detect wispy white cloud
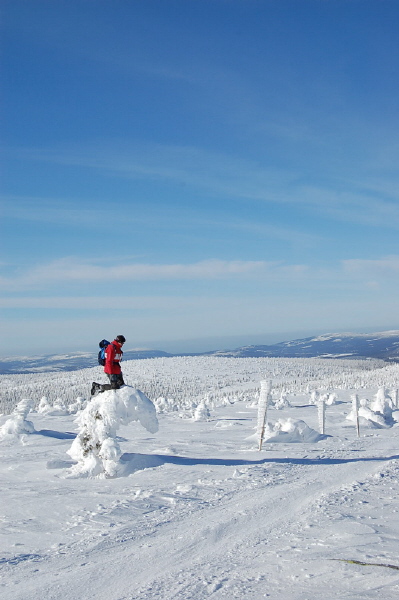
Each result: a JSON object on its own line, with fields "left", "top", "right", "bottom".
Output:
{"left": 3, "top": 254, "right": 399, "bottom": 296}
{"left": 12, "top": 140, "right": 399, "bottom": 230}
{"left": 298, "top": 186, "right": 399, "bottom": 228}
{"left": 0, "top": 295, "right": 221, "bottom": 310}
{"left": 1, "top": 193, "right": 322, "bottom": 247}
{"left": 0, "top": 257, "right": 276, "bottom": 291}
{"left": 30, "top": 257, "right": 268, "bottom": 281}
{"left": 14, "top": 141, "right": 292, "bottom": 201}
{"left": 0, "top": 195, "right": 121, "bottom": 228}
{"left": 343, "top": 255, "right": 399, "bottom": 274}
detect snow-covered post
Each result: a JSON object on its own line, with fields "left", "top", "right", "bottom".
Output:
{"left": 352, "top": 394, "right": 360, "bottom": 438}
{"left": 258, "top": 380, "right": 271, "bottom": 451}
{"left": 317, "top": 398, "right": 326, "bottom": 435}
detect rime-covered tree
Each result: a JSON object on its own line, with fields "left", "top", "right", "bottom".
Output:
{"left": 0, "top": 399, "right": 35, "bottom": 441}
{"left": 67, "top": 387, "right": 158, "bottom": 478}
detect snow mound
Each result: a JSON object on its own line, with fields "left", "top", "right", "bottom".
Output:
{"left": 263, "top": 418, "right": 326, "bottom": 443}
{"left": 273, "top": 392, "right": 291, "bottom": 410}
{"left": 346, "top": 388, "right": 396, "bottom": 428}
{"left": 0, "top": 398, "right": 35, "bottom": 442}
{"left": 66, "top": 386, "right": 158, "bottom": 478}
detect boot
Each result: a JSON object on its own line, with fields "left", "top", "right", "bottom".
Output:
{"left": 91, "top": 382, "right": 101, "bottom": 396}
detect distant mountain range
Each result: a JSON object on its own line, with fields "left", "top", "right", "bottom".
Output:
{"left": 1, "top": 330, "right": 399, "bottom": 374}
{"left": 0, "top": 349, "right": 174, "bottom": 375}
{"left": 210, "top": 330, "right": 399, "bottom": 361}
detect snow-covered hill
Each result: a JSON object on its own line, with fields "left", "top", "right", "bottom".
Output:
{"left": 212, "top": 330, "right": 399, "bottom": 360}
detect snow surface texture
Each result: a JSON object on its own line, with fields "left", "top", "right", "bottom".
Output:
{"left": 1, "top": 358, "right": 399, "bottom": 600}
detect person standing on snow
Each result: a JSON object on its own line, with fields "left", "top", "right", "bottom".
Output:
{"left": 104, "top": 334, "right": 126, "bottom": 389}
{"left": 91, "top": 335, "right": 126, "bottom": 396}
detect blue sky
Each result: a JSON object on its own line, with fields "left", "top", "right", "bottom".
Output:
{"left": 1, "top": 0, "right": 399, "bottom": 356}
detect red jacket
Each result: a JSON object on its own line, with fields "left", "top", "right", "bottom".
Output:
{"left": 104, "top": 340, "right": 123, "bottom": 375}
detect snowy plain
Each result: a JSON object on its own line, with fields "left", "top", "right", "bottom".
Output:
{"left": 1, "top": 356, "right": 399, "bottom": 600}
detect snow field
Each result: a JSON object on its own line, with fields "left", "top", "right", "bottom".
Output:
{"left": 1, "top": 356, "right": 399, "bottom": 599}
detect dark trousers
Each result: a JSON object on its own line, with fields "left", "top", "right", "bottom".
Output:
{"left": 91, "top": 373, "right": 125, "bottom": 396}
{"left": 106, "top": 373, "right": 125, "bottom": 389}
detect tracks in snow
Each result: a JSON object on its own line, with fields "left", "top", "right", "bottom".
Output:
{"left": 8, "top": 444, "right": 396, "bottom": 600}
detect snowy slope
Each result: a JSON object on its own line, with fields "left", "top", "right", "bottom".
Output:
{"left": 1, "top": 357, "right": 399, "bottom": 599}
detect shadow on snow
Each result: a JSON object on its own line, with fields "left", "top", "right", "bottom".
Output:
{"left": 35, "top": 429, "right": 76, "bottom": 440}
{"left": 119, "top": 451, "right": 399, "bottom": 476}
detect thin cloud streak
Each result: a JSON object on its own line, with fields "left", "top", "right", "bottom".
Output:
{"left": 0, "top": 296, "right": 210, "bottom": 310}
{"left": 13, "top": 141, "right": 399, "bottom": 230}
{"left": 343, "top": 255, "right": 399, "bottom": 273}
{"left": 1, "top": 194, "right": 322, "bottom": 247}
{"left": 3, "top": 255, "right": 399, "bottom": 296}
{"left": 0, "top": 258, "right": 274, "bottom": 291}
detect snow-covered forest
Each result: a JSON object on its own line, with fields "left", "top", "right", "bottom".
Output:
{"left": 1, "top": 356, "right": 399, "bottom": 600}
{"left": 0, "top": 355, "right": 391, "bottom": 415}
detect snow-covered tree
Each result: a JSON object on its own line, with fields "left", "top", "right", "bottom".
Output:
{"left": 274, "top": 391, "right": 291, "bottom": 410}
{"left": 325, "top": 392, "right": 338, "bottom": 406}
{"left": 309, "top": 390, "right": 319, "bottom": 405}
{"left": 371, "top": 387, "right": 394, "bottom": 420}
{"left": 51, "top": 398, "right": 68, "bottom": 416}
{"left": 37, "top": 396, "right": 52, "bottom": 414}
{"left": 193, "top": 399, "right": 211, "bottom": 421}
{"left": 68, "top": 397, "right": 86, "bottom": 414}
{"left": 347, "top": 391, "right": 395, "bottom": 429}
{"left": 67, "top": 386, "right": 159, "bottom": 478}
{"left": 0, "top": 398, "right": 35, "bottom": 441}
